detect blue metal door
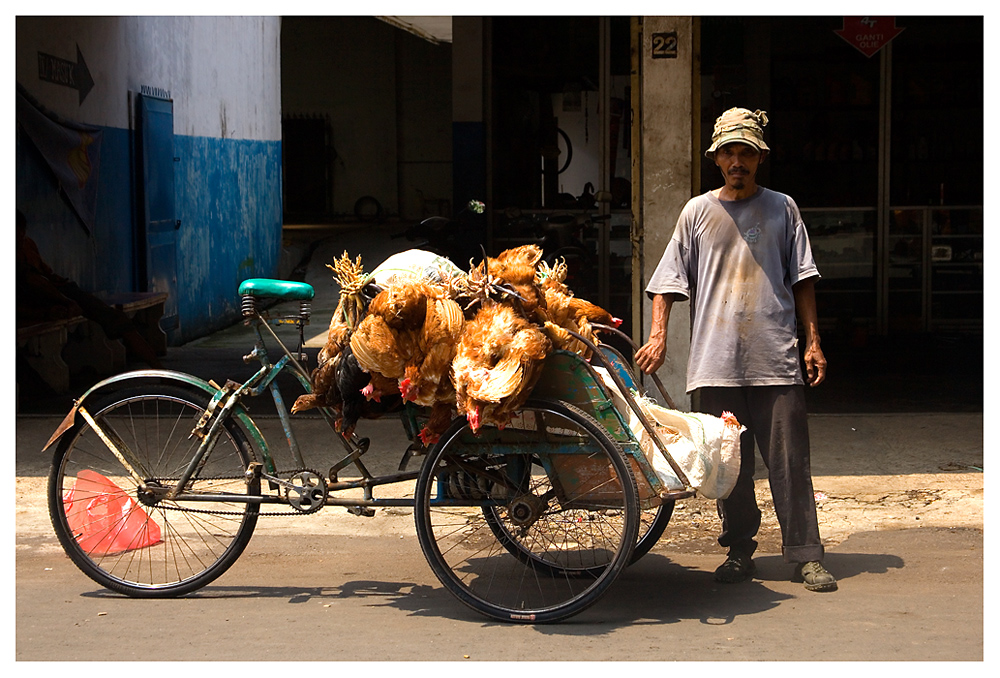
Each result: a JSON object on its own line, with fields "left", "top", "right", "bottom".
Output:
{"left": 137, "top": 94, "right": 179, "bottom": 340}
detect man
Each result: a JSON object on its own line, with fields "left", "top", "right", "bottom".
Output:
{"left": 635, "top": 108, "right": 836, "bottom": 592}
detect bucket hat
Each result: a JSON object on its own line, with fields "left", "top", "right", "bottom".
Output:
{"left": 705, "top": 108, "right": 770, "bottom": 158}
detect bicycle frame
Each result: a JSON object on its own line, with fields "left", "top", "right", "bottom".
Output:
{"left": 175, "top": 305, "right": 430, "bottom": 509}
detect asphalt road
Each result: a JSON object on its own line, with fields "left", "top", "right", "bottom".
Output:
{"left": 15, "top": 525, "right": 983, "bottom": 662}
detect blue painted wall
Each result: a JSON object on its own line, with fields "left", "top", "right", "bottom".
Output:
{"left": 173, "top": 134, "right": 283, "bottom": 339}
{"left": 16, "top": 124, "right": 283, "bottom": 344}
{"left": 17, "top": 126, "right": 135, "bottom": 295}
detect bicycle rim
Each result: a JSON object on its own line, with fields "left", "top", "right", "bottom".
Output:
{"left": 48, "top": 384, "right": 260, "bottom": 597}
{"left": 414, "top": 399, "right": 638, "bottom": 623}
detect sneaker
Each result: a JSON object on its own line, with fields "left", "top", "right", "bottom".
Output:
{"left": 794, "top": 561, "right": 838, "bottom": 592}
{"left": 714, "top": 552, "right": 756, "bottom": 583}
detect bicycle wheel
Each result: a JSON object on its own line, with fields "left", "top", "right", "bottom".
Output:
{"left": 48, "top": 383, "right": 260, "bottom": 597}
{"left": 414, "top": 399, "right": 639, "bottom": 623}
{"left": 632, "top": 501, "right": 675, "bottom": 562}
{"left": 487, "top": 484, "right": 674, "bottom": 570}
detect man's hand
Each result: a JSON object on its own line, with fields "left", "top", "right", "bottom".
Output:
{"left": 635, "top": 293, "right": 677, "bottom": 374}
{"left": 803, "top": 340, "right": 827, "bottom": 386}
{"left": 635, "top": 337, "right": 667, "bottom": 374}
{"left": 793, "top": 277, "right": 826, "bottom": 387}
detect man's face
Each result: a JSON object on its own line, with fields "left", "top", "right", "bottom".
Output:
{"left": 714, "top": 142, "right": 766, "bottom": 191}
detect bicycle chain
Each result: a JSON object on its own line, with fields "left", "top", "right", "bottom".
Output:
{"left": 151, "top": 468, "right": 329, "bottom": 518}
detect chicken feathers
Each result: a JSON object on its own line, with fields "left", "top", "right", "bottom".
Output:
{"left": 452, "top": 301, "right": 551, "bottom": 432}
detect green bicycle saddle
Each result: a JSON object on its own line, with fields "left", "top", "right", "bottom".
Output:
{"left": 238, "top": 278, "right": 315, "bottom": 301}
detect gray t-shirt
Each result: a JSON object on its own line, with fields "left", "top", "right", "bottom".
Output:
{"left": 646, "top": 187, "right": 819, "bottom": 392}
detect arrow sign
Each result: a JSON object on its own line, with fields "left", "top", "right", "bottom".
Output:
{"left": 835, "top": 17, "right": 904, "bottom": 58}
{"left": 37, "top": 44, "right": 95, "bottom": 104}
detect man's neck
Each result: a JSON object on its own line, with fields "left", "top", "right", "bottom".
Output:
{"left": 712, "top": 183, "right": 759, "bottom": 201}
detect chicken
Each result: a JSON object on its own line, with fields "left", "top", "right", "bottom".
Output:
{"left": 418, "top": 401, "right": 457, "bottom": 447}
{"left": 292, "top": 252, "right": 368, "bottom": 417}
{"left": 360, "top": 370, "right": 400, "bottom": 404}
{"left": 452, "top": 300, "right": 551, "bottom": 433}
{"left": 334, "top": 344, "right": 403, "bottom": 435}
{"left": 399, "top": 297, "right": 464, "bottom": 404}
{"left": 397, "top": 297, "right": 465, "bottom": 445}
{"left": 536, "top": 259, "right": 621, "bottom": 357}
{"left": 470, "top": 244, "right": 546, "bottom": 318}
{"left": 366, "top": 279, "right": 437, "bottom": 330}
{"left": 349, "top": 279, "right": 467, "bottom": 445}
{"left": 350, "top": 312, "right": 410, "bottom": 381}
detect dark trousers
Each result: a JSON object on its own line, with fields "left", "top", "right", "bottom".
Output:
{"left": 697, "top": 385, "right": 824, "bottom": 563}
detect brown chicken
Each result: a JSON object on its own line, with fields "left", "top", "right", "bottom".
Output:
{"left": 471, "top": 244, "right": 547, "bottom": 318}
{"left": 350, "top": 279, "right": 467, "bottom": 445}
{"left": 536, "top": 259, "right": 622, "bottom": 357}
{"left": 400, "top": 297, "right": 465, "bottom": 445}
{"left": 452, "top": 300, "right": 551, "bottom": 433}
{"left": 399, "top": 297, "right": 464, "bottom": 404}
{"left": 350, "top": 312, "right": 412, "bottom": 381}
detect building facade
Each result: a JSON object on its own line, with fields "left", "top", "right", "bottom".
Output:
{"left": 15, "top": 16, "right": 983, "bottom": 409}
{"left": 16, "top": 16, "right": 283, "bottom": 344}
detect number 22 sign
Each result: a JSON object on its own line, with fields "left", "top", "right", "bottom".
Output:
{"left": 651, "top": 32, "right": 678, "bottom": 59}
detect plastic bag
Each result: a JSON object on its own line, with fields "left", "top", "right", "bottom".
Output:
{"left": 594, "top": 368, "right": 744, "bottom": 499}
{"left": 368, "top": 249, "right": 466, "bottom": 288}
{"left": 62, "top": 469, "right": 162, "bottom": 555}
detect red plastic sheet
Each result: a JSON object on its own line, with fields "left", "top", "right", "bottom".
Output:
{"left": 63, "top": 469, "right": 162, "bottom": 555}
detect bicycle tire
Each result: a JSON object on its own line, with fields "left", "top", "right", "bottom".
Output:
{"left": 632, "top": 500, "right": 675, "bottom": 563}
{"left": 413, "top": 399, "right": 639, "bottom": 623}
{"left": 48, "top": 383, "right": 260, "bottom": 597}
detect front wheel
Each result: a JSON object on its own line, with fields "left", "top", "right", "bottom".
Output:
{"left": 414, "top": 399, "right": 639, "bottom": 623}
{"left": 48, "top": 383, "right": 260, "bottom": 597}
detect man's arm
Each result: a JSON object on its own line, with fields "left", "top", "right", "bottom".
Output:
{"left": 635, "top": 292, "right": 680, "bottom": 374}
{"left": 793, "top": 276, "right": 826, "bottom": 386}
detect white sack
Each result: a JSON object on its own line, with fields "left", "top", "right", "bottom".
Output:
{"left": 594, "top": 367, "right": 744, "bottom": 499}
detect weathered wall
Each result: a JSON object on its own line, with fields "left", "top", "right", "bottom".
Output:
{"left": 15, "top": 16, "right": 283, "bottom": 343}
{"left": 638, "top": 16, "right": 696, "bottom": 409}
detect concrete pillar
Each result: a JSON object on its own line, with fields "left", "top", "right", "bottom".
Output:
{"left": 636, "top": 16, "right": 696, "bottom": 410}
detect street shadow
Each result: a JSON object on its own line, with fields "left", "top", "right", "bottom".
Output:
{"left": 534, "top": 555, "right": 794, "bottom": 632}
{"left": 752, "top": 552, "right": 904, "bottom": 582}
{"left": 80, "top": 558, "right": 790, "bottom": 630}
{"left": 77, "top": 550, "right": 907, "bottom": 630}
{"left": 79, "top": 577, "right": 483, "bottom": 620}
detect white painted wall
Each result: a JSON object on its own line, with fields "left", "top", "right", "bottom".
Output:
{"left": 15, "top": 16, "right": 281, "bottom": 141}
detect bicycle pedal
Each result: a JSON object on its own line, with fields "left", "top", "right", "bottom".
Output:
{"left": 347, "top": 506, "right": 376, "bottom": 517}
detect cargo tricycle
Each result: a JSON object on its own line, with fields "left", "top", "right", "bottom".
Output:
{"left": 46, "top": 277, "right": 695, "bottom": 623}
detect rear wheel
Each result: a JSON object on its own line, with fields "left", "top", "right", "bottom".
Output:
{"left": 633, "top": 501, "right": 675, "bottom": 562}
{"left": 414, "top": 399, "right": 639, "bottom": 623}
{"left": 488, "top": 489, "right": 674, "bottom": 570}
{"left": 48, "top": 383, "right": 260, "bottom": 597}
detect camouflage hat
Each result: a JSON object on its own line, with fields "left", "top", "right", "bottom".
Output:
{"left": 705, "top": 107, "right": 770, "bottom": 158}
